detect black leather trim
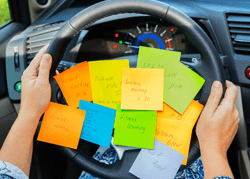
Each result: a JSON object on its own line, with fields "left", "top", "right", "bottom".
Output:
{"left": 46, "top": 22, "right": 77, "bottom": 76}
{"left": 69, "top": 0, "right": 170, "bottom": 32}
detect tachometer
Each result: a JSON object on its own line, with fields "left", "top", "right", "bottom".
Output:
{"left": 122, "top": 22, "right": 175, "bottom": 55}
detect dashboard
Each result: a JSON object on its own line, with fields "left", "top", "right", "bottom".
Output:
{"left": 76, "top": 17, "right": 199, "bottom": 62}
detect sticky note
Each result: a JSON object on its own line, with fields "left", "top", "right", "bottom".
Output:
{"left": 37, "top": 102, "right": 86, "bottom": 149}
{"left": 89, "top": 60, "right": 129, "bottom": 109}
{"left": 138, "top": 46, "right": 181, "bottom": 66}
{"left": 54, "top": 62, "right": 92, "bottom": 108}
{"left": 155, "top": 101, "right": 203, "bottom": 165}
{"left": 121, "top": 68, "right": 164, "bottom": 111}
{"left": 137, "top": 46, "right": 205, "bottom": 114}
{"left": 129, "top": 139, "right": 185, "bottom": 179}
{"left": 113, "top": 104, "right": 157, "bottom": 149}
{"left": 155, "top": 118, "right": 194, "bottom": 165}
{"left": 79, "top": 100, "right": 116, "bottom": 148}
{"left": 157, "top": 100, "right": 204, "bottom": 124}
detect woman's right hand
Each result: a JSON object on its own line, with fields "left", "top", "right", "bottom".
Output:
{"left": 196, "top": 80, "right": 239, "bottom": 157}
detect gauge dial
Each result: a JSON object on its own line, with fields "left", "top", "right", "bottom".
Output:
{"left": 123, "top": 22, "right": 175, "bottom": 55}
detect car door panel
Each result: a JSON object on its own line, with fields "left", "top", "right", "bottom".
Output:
{"left": 0, "top": 22, "right": 28, "bottom": 148}
{"left": 0, "top": 22, "right": 27, "bottom": 98}
{"left": 0, "top": 96, "right": 16, "bottom": 149}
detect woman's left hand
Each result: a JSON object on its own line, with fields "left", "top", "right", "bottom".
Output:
{"left": 20, "top": 45, "right": 52, "bottom": 118}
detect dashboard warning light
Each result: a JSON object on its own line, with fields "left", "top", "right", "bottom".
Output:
{"left": 171, "top": 28, "right": 174, "bottom": 32}
{"left": 113, "top": 44, "right": 118, "bottom": 48}
{"left": 115, "top": 33, "right": 119, "bottom": 38}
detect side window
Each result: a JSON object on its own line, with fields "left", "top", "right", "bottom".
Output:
{"left": 0, "top": 0, "right": 11, "bottom": 26}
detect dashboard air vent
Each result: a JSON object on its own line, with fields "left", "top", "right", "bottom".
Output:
{"left": 26, "top": 21, "right": 65, "bottom": 61}
{"left": 227, "top": 14, "right": 250, "bottom": 54}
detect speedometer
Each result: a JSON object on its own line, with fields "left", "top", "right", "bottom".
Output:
{"left": 123, "top": 22, "right": 175, "bottom": 55}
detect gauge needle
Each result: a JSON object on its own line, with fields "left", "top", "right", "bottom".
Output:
{"left": 127, "top": 45, "right": 140, "bottom": 48}
{"left": 165, "top": 38, "right": 173, "bottom": 43}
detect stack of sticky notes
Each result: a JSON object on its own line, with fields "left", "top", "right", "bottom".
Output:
{"left": 37, "top": 46, "right": 205, "bottom": 178}
{"left": 156, "top": 100, "right": 204, "bottom": 165}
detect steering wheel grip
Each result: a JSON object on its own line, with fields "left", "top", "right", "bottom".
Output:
{"left": 47, "top": 0, "right": 226, "bottom": 178}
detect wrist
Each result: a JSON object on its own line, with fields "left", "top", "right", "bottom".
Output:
{"left": 18, "top": 109, "right": 42, "bottom": 122}
{"left": 200, "top": 144, "right": 227, "bottom": 160}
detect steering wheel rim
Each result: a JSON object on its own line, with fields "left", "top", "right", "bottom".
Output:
{"left": 47, "top": 0, "right": 226, "bottom": 178}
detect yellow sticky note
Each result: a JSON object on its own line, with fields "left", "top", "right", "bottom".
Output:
{"left": 54, "top": 62, "right": 92, "bottom": 108}
{"left": 157, "top": 100, "right": 204, "bottom": 124}
{"left": 37, "top": 102, "right": 86, "bottom": 149}
{"left": 155, "top": 118, "right": 193, "bottom": 165}
{"left": 121, "top": 68, "right": 164, "bottom": 111}
{"left": 89, "top": 60, "right": 129, "bottom": 109}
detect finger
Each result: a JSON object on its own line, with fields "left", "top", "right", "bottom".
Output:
{"left": 28, "top": 44, "right": 49, "bottom": 69}
{"left": 37, "top": 54, "right": 52, "bottom": 83}
{"left": 204, "top": 81, "right": 223, "bottom": 113}
{"left": 56, "top": 70, "right": 59, "bottom": 75}
{"left": 221, "top": 81, "right": 238, "bottom": 105}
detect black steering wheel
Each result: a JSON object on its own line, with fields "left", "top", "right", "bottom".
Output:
{"left": 46, "top": 0, "right": 226, "bottom": 178}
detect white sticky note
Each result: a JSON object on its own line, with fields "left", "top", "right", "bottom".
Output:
{"left": 129, "top": 139, "right": 185, "bottom": 179}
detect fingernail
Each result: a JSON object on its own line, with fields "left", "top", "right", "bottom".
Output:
{"left": 226, "top": 80, "right": 233, "bottom": 86}
{"left": 213, "top": 81, "right": 221, "bottom": 90}
{"left": 42, "top": 54, "right": 51, "bottom": 62}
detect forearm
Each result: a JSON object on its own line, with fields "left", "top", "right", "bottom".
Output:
{"left": 0, "top": 111, "right": 40, "bottom": 176}
{"left": 200, "top": 146, "right": 234, "bottom": 179}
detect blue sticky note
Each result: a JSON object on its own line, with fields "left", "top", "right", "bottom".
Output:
{"left": 79, "top": 100, "right": 116, "bottom": 148}
{"left": 129, "top": 139, "right": 185, "bottom": 179}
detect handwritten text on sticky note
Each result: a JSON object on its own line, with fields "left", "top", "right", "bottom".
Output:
{"left": 121, "top": 68, "right": 164, "bottom": 110}
{"left": 137, "top": 46, "right": 205, "bottom": 114}
{"left": 79, "top": 100, "right": 116, "bottom": 148}
{"left": 155, "top": 118, "right": 194, "bottom": 165}
{"left": 89, "top": 60, "right": 129, "bottom": 109}
{"left": 157, "top": 100, "right": 204, "bottom": 124}
{"left": 113, "top": 104, "right": 157, "bottom": 149}
{"left": 129, "top": 139, "right": 185, "bottom": 179}
{"left": 37, "top": 102, "right": 86, "bottom": 149}
{"left": 54, "top": 62, "right": 92, "bottom": 108}
{"left": 156, "top": 101, "right": 203, "bottom": 165}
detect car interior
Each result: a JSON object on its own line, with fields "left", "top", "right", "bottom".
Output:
{"left": 1, "top": 0, "right": 250, "bottom": 178}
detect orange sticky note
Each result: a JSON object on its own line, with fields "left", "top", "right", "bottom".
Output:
{"left": 54, "top": 62, "right": 92, "bottom": 108}
{"left": 121, "top": 68, "right": 164, "bottom": 111}
{"left": 37, "top": 102, "right": 86, "bottom": 149}
{"left": 155, "top": 101, "right": 203, "bottom": 165}
{"left": 155, "top": 119, "right": 193, "bottom": 165}
{"left": 157, "top": 100, "right": 204, "bottom": 124}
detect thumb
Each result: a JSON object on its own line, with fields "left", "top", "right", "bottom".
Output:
{"left": 203, "top": 81, "right": 223, "bottom": 114}
{"left": 38, "top": 54, "right": 52, "bottom": 82}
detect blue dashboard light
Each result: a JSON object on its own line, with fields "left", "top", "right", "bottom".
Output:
{"left": 134, "top": 33, "right": 164, "bottom": 53}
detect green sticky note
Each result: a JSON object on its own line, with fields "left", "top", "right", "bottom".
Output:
{"left": 113, "top": 104, "right": 157, "bottom": 149}
{"left": 137, "top": 46, "right": 181, "bottom": 69}
{"left": 137, "top": 46, "right": 205, "bottom": 114}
